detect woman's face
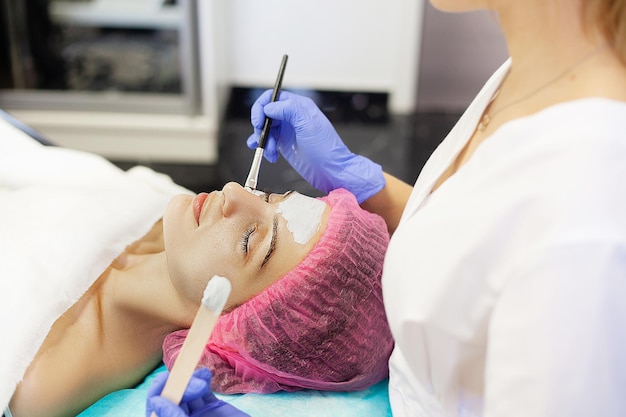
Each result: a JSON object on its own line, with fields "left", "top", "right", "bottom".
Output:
{"left": 163, "top": 182, "right": 330, "bottom": 311}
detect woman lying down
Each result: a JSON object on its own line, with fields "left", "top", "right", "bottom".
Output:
{"left": 1, "top": 131, "right": 392, "bottom": 417}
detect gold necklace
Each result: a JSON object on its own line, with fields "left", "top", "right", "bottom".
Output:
{"left": 477, "top": 45, "right": 608, "bottom": 131}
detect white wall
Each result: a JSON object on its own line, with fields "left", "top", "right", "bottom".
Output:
{"left": 220, "top": 0, "right": 424, "bottom": 114}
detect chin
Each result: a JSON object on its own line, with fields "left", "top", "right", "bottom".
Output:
{"left": 165, "top": 194, "right": 193, "bottom": 215}
{"left": 163, "top": 194, "right": 192, "bottom": 228}
{"left": 162, "top": 195, "right": 193, "bottom": 257}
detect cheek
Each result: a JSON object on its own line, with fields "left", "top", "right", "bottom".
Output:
{"left": 225, "top": 281, "right": 261, "bottom": 311}
{"left": 164, "top": 224, "right": 239, "bottom": 303}
{"left": 162, "top": 209, "right": 268, "bottom": 309}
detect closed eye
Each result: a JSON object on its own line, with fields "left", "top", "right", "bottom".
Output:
{"left": 249, "top": 188, "right": 293, "bottom": 203}
{"left": 267, "top": 190, "right": 294, "bottom": 204}
{"left": 240, "top": 225, "right": 256, "bottom": 254}
{"left": 246, "top": 188, "right": 271, "bottom": 202}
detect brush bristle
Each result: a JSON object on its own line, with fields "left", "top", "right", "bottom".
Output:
{"left": 202, "top": 275, "right": 232, "bottom": 312}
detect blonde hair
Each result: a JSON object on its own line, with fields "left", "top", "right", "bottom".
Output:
{"left": 584, "top": 0, "right": 626, "bottom": 63}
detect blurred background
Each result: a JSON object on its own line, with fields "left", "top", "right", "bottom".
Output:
{"left": 0, "top": 0, "right": 508, "bottom": 194}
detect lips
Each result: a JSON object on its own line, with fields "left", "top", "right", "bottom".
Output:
{"left": 192, "top": 193, "right": 209, "bottom": 225}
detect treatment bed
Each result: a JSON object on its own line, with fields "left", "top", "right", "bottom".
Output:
{"left": 0, "top": 109, "right": 392, "bottom": 417}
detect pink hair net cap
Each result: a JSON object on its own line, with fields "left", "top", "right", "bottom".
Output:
{"left": 163, "top": 188, "right": 393, "bottom": 394}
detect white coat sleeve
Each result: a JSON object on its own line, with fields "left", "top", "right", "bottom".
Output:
{"left": 484, "top": 241, "right": 626, "bottom": 417}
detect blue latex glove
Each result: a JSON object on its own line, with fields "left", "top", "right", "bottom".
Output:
{"left": 146, "top": 368, "right": 250, "bottom": 417}
{"left": 247, "top": 90, "right": 385, "bottom": 203}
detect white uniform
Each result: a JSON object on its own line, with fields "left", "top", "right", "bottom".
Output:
{"left": 384, "top": 59, "right": 626, "bottom": 417}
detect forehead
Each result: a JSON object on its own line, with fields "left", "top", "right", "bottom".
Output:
{"left": 246, "top": 191, "right": 330, "bottom": 296}
{"left": 276, "top": 192, "right": 327, "bottom": 245}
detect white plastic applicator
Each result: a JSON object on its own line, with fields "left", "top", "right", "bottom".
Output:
{"left": 151, "top": 275, "right": 232, "bottom": 415}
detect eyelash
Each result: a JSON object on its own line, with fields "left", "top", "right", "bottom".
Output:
{"left": 240, "top": 189, "right": 275, "bottom": 254}
{"left": 240, "top": 225, "right": 256, "bottom": 254}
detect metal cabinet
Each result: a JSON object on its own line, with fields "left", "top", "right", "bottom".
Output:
{"left": 0, "top": 0, "right": 225, "bottom": 164}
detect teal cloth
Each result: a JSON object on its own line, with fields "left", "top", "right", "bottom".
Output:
{"left": 79, "top": 365, "right": 392, "bottom": 417}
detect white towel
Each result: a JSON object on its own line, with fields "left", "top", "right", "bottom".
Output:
{"left": 0, "top": 120, "right": 192, "bottom": 411}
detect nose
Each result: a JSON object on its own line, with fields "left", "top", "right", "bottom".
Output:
{"left": 221, "top": 182, "right": 268, "bottom": 218}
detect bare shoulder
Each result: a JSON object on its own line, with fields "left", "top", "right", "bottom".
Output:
{"left": 9, "top": 283, "right": 104, "bottom": 417}
{"left": 10, "top": 269, "right": 162, "bottom": 417}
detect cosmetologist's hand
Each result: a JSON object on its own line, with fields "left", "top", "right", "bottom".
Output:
{"left": 146, "top": 368, "right": 250, "bottom": 417}
{"left": 247, "top": 90, "right": 385, "bottom": 203}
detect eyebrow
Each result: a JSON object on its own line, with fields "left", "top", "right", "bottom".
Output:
{"left": 261, "top": 215, "right": 278, "bottom": 269}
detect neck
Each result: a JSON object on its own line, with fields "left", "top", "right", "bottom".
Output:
{"left": 496, "top": 1, "right": 602, "bottom": 85}
{"left": 102, "top": 251, "right": 198, "bottom": 341}
{"left": 476, "top": 1, "right": 626, "bottom": 136}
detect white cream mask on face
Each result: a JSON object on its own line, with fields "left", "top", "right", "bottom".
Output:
{"left": 276, "top": 193, "right": 326, "bottom": 245}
